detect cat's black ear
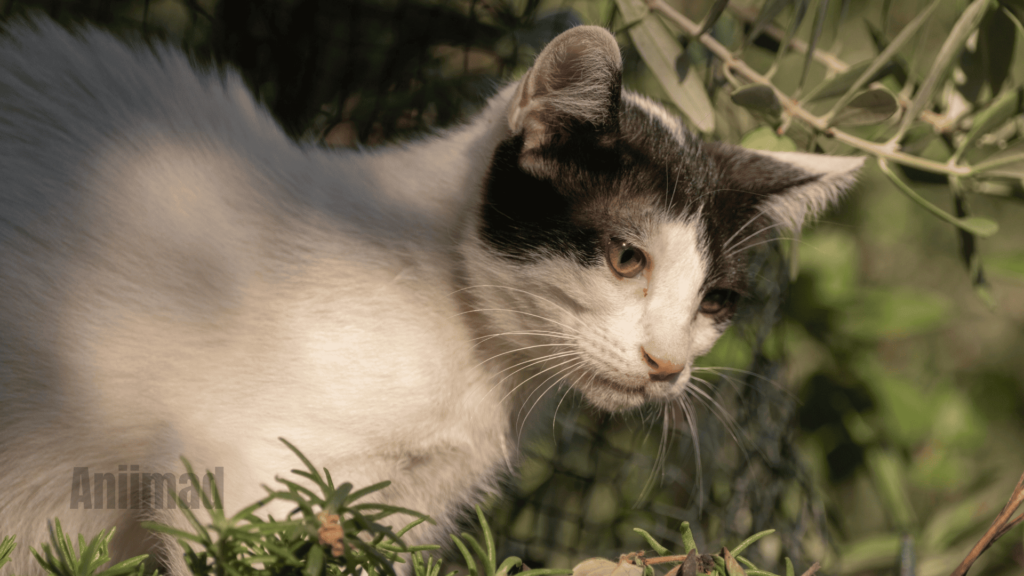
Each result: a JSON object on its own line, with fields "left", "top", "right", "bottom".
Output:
{"left": 507, "top": 26, "right": 622, "bottom": 161}
{"left": 707, "top": 144, "right": 865, "bottom": 231}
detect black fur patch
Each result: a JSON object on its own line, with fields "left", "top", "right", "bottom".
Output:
{"left": 478, "top": 94, "right": 820, "bottom": 293}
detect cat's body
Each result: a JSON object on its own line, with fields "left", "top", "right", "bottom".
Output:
{"left": 0, "top": 19, "right": 861, "bottom": 575}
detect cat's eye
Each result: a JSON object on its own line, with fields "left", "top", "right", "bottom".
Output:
{"left": 606, "top": 240, "right": 647, "bottom": 278}
{"left": 699, "top": 289, "right": 737, "bottom": 315}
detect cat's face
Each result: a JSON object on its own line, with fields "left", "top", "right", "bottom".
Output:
{"left": 462, "top": 27, "right": 862, "bottom": 412}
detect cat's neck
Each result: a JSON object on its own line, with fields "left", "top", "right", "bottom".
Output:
{"left": 338, "top": 86, "right": 515, "bottom": 243}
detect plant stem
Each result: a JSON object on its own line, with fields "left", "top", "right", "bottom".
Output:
{"left": 727, "top": 3, "right": 848, "bottom": 73}
{"left": 647, "top": 0, "right": 971, "bottom": 177}
{"left": 949, "top": 471, "right": 1024, "bottom": 576}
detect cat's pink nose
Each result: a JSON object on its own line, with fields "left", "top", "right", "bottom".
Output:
{"left": 641, "top": 347, "right": 685, "bottom": 381}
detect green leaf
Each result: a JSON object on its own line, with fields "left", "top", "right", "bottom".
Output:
{"left": 475, "top": 507, "right": 496, "bottom": 569}
{"left": 826, "top": 0, "right": 941, "bottom": 123}
{"left": 450, "top": 536, "right": 477, "bottom": 576}
{"left": 679, "top": 522, "right": 698, "bottom": 555}
{"left": 621, "top": 8, "right": 715, "bottom": 133}
{"left": 615, "top": 0, "right": 648, "bottom": 26}
{"left": 953, "top": 88, "right": 1022, "bottom": 161}
{"left": 971, "top": 139, "right": 1024, "bottom": 178}
{"left": 632, "top": 529, "right": 671, "bottom": 556}
{"left": 808, "top": 59, "right": 898, "bottom": 102}
{"left": 959, "top": 7, "right": 1017, "bottom": 101}
{"left": 890, "top": 0, "right": 991, "bottom": 143}
{"left": 742, "top": 0, "right": 793, "bottom": 50}
{"left": 877, "top": 159, "right": 999, "bottom": 236}
{"left": 730, "top": 530, "right": 775, "bottom": 557}
{"left": 496, "top": 558, "right": 524, "bottom": 576}
{"left": 306, "top": 544, "right": 326, "bottom": 576}
{"left": 740, "top": 126, "right": 798, "bottom": 152}
{"left": 0, "top": 536, "right": 15, "bottom": 572}
{"left": 698, "top": 0, "right": 731, "bottom": 36}
{"left": 831, "top": 87, "right": 899, "bottom": 126}
{"left": 799, "top": 0, "right": 830, "bottom": 91}
{"left": 731, "top": 85, "right": 782, "bottom": 117}
{"left": 784, "top": 558, "right": 794, "bottom": 576}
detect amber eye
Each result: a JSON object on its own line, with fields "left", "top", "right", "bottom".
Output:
{"left": 699, "top": 289, "right": 737, "bottom": 315}
{"left": 607, "top": 240, "right": 647, "bottom": 278}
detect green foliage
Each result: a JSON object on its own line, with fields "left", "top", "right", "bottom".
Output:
{"left": 140, "top": 439, "right": 437, "bottom": 576}
{"left": 28, "top": 521, "right": 151, "bottom": 576}
{"left": 2, "top": 0, "right": 1024, "bottom": 574}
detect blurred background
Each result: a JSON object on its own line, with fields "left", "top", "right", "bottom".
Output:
{"left": 2, "top": 0, "right": 1022, "bottom": 574}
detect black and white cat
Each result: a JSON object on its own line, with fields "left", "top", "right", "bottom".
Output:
{"left": 0, "top": 19, "right": 861, "bottom": 575}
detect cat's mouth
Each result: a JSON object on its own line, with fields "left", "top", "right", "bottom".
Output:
{"left": 575, "top": 368, "right": 689, "bottom": 411}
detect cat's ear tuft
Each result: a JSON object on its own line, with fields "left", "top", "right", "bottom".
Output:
{"left": 508, "top": 26, "right": 622, "bottom": 156}
{"left": 709, "top": 145, "right": 864, "bottom": 231}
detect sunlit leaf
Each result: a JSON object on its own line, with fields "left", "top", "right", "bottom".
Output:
{"left": 740, "top": 126, "right": 798, "bottom": 151}
{"left": 831, "top": 87, "right": 899, "bottom": 126}
{"left": 731, "top": 84, "right": 782, "bottom": 116}
{"left": 620, "top": 7, "right": 715, "bottom": 132}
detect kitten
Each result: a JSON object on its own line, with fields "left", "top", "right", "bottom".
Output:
{"left": 0, "top": 19, "right": 861, "bottom": 575}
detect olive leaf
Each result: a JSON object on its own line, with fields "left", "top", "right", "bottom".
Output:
{"left": 731, "top": 84, "right": 782, "bottom": 117}
{"left": 697, "top": 0, "right": 731, "bottom": 36}
{"left": 952, "top": 88, "right": 1023, "bottom": 161}
{"left": 740, "top": 126, "right": 798, "bottom": 152}
{"left": 831, "top": 88, "right": 899, "bottom": 127}
{"left": 617, "top": 0, "right": 715, "bottom": 132}
{"left": 808, "top": 59, "right": 898, "bottom": 102}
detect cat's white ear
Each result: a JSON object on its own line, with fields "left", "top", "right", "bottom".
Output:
{"left": 508, "top": 26, "right": 622, "bottom": 155}
{"left": 708, "top": 144, "right": 864, "bottom": 231}
{"left": 754, "top": 151, "right": 864, "bottom": 230}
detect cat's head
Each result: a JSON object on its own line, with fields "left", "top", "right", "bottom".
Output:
{"left": 461, "top": 26, "right": 862, "bottom": 412}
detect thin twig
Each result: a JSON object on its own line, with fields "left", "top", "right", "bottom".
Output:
{"left": 643, "top": 554, "right": 689, "bottom": 565}
{"left": 949, "top": 471, "right": 1024, "bottom": 576}
{"left": 647, "top": 0, "right": 971, "bottom": 176}
{"left": 728, "top": 1, "right": 947, "bottom": 129}
{"left": 727, "top": 4, "right": 849, "bottom": 73}
{"left": 799, "top": 561, "right": 821, "bottom": 576}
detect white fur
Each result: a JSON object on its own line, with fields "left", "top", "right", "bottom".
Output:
{"left": 0, "top": 19, "right": 515, "bottom": 575}
{"left": 0, "top": 20, "right": 858, "bottom": 575}
{"left": 754, "top": 151, "right": 865, "bottom": 230}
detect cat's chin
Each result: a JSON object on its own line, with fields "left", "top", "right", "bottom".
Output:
{"left": 575, "top": 370, "right": 689, "bottom": 412}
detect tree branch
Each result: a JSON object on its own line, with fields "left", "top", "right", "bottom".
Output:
{"left": 646, "top": 0, "right": 970, "bottom": 176}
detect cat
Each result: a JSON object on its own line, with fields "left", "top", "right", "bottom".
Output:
{"left": 0, "top": 18, "right": 862, "bottom": 576}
